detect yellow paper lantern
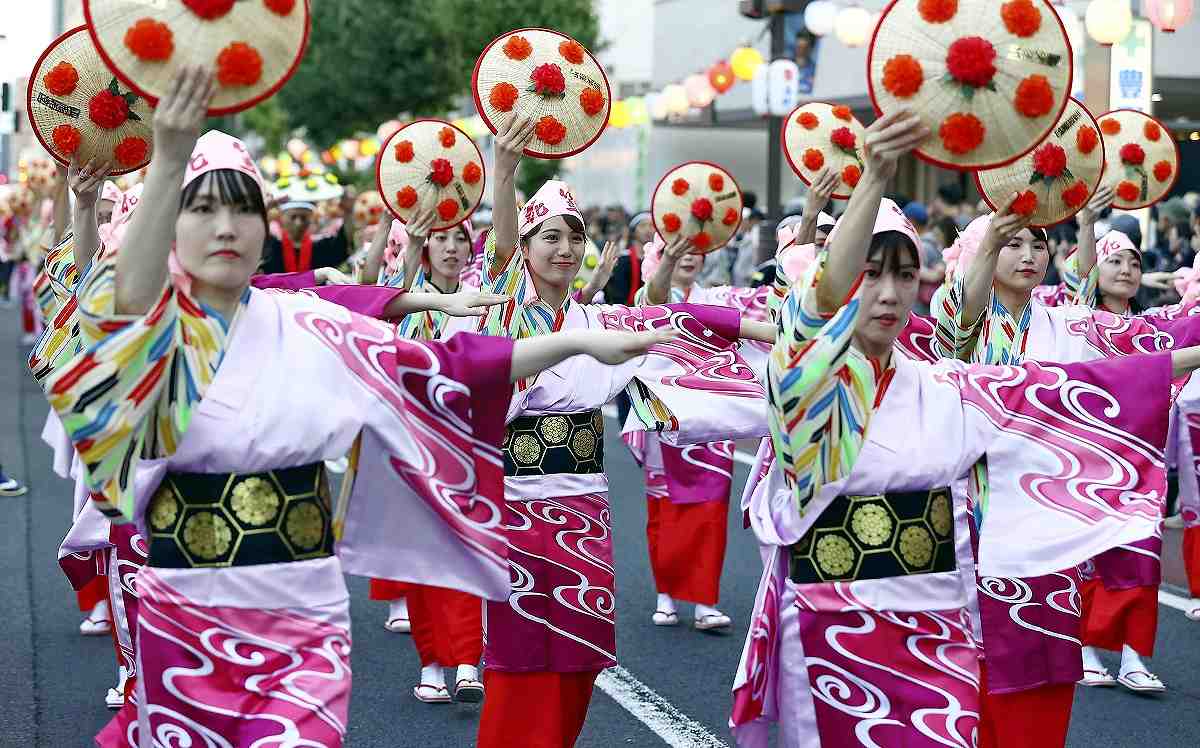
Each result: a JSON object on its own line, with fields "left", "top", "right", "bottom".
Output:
{"left": 730, "top": 46, "right": 765, "bottom": 81}
{"left": 663, "top": 83, "right": 689, "bottom": 115}
{"left": 609, "top": 99, "right": 632, "bottom": 128}
{"left": 835, "top": 6, "right": 873, "bottom": 47}
{"left": 360, "top": 137, "right": 380, "bottom": 157}
{"left": 1086, "top": 0, "right": 1133, "bottom": 45}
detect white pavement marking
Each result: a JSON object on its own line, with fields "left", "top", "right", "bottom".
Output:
{"left": 595, "top": 665, "right": 730, "bottom": 748}
{"left": 1159, "top": 587, "right": 1199, "bottom": 615}
{"left": 601, "top": 406, "right": 758, "bottom": 467}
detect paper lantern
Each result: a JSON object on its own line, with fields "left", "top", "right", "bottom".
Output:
{"left": 685, "top": 73, "right": 717, "bottom": 108}
{"left": 1143, "top": 0, "right": 1194, "bottom": 32}
{"left": 649, "top": 92, "right": 670, "bottom": 120}
{"left": 835, "top": 5, "right": 873, "bottom": 47}
{"left": 663, "top": 83, "right": 690, "bottom": 114}
{"left": 341, "top": 139, "right": 360, "bottom": 160}
{"left": 751, "top": 63, "right": 770, "bottom": 116}
{"left": 286, "top": 137, "right": 307, "bottom": 159}
{"left": 708, "top": 60, "right": 735, "bottom": 93}
{"left": 1086, "top": 0, "right": 1133, "bottom": 45}
{"left": 360, "top": 137, "right": 380, "bottom": 157}
{"left": 627, "top": 97, "right": 649, "bottom": 126}
{"left": 730, "top": 46, "right": 765, "bottom": 80}
{"left": 804, "top": 1, "right": 839, "bottom": 36}
{"left": 609, "top": 99, "right": 632, "bottom": 128}
{"left": 766, "top": 59, "right": 801, "bottom": 116}
{"left": 377, "top": 119, "right": 402, "bottom": 142}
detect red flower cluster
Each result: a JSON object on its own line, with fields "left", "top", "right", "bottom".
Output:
{"left": 88, "top": 89, "right": 130, "bottom": 129}
{"left": 946, "top": 37, "right": 997, "bottom": 88}
{"left": 43, "top": 62, "right": 78, "bottom": 97}
{"left": 1001, "top": 0, "right": 1042, "bottom": 38}
{"left": 437, "top": 199, "right": 459, "bottom": 221}
{"left": 1154, "top": 160, "right": 1174, "bottom": 183}
{"left": 671, "top": 178, "right": 690, "bottom": 196}
{"left": 662, "top": 213, "right": 682, "bottom": 233}
{"left": 530, "top": 64, "right": 567, "bottom": 97}
{"left": 124, "top": 19, "right": 174, "bottom": 62}
{"left": 183, "top": 0, "right": 235, "bottom": 20}
{"left": 797, "top": 111, "right": 819, "bottom": 130}
{"left": 264, "top": 0, "right": 296, "bottom": 16}
{"left": 114, "top": 136, "right": 148, "bottom": 167}
{"left": 394, "top": 140, "right": 414, "bottom": 163}
{"left": 722, "top": 207, "right": 739, "bottom": 226}
{"left": 535, "top": 115, "right": 567, "bottom": 145}
{"left": 1100, "top": 118, "right": 1121, "bottom": 136}
{"left": 1010, "top": 190, "right": 1038, "bottom": 216}
{"left": 1116, "top": 181, "right": 1141, "bottom": 203}
{"left": 842, "top": 164, "right": 861, "bottom": 188}
{"left": 579, "top": 87, "right": 606, "bottom": 116}
{"left": 691, "top": 197, "right": 714, "bottom": 222}
{"left": 1014, "top": 74, "right": 1054, "bottom": 118}
{"left": 883, "top": 55, "right": 923, "bottom": 98}
{"left": 1120, "top": 143, "right": 1145, "bottom": 165}
{"left": 940, "top": 112, "right": 985, "bottom": 154}
{"left": 503, "top": 35, "right": 533, "bottom": 61}
{"left": 1032, "top": 143, "right": 1067, "bottom": 178}
{"left": 802, "top": 149, "right": 825, "bottom": 171}
{"left": 428, "top": 158, "right": 454, "bottom": 187}
{"left": 396, "top": 186, "right": 418, "bottom": 208}
{"left": 832, "top": 105, "right": 852, "bottom": 122}
{"left": 217, "top": 42, "right": 263, "bottom": 87}
{"left": 439, "top": 127, "right": 456, "bottom": 148}
{"left": 1076, "top": 125, "right": 1099, "bottom": 154}
{"left": 692, "top": 232, "right": 713, "bottom": 251}
{"left": 489, "top": 82, "right": 519, "bottom": 112}
{"left": 919, "top": 0, "right": 958, "bottom": 23}
{"left": 559, "top": 40, "right": 586, "bottom": 65}
{"left": 1144, "top": 121, "right": 1161, "bottom": 141}
{"left": 51, "top": 124, "right": 81, "bottom": 155}
{"left": 830, "top": 127, "right": 856, "bottom": 151}
{"left": 709, "top": 173, "right": 725, "bottom": 191}
{"left": 463, "top": 161, "right": 482, "bottom": 185}
{"left": 1061, "top": 180, "right": 1089, "bottom": 209}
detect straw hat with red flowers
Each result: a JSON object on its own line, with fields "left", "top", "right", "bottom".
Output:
{"left": 651, "top": 162, "right": 743, "bottom": 254}
{"left": 782, "top": 102, "right": 868, "bottom": 199}
{"left": 377, "top": 119, "right": 487, "bottom": 231}
{"left": 1096, "top": 109, "right": 1180, "bottom": 210}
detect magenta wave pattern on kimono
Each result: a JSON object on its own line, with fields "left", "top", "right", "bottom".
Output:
{"left": 133, "top": 571, "right": 352, "bottom": 747}
{"left": 484, "top": 493, "right": 616, "bottom": 672}
{"left": 973, "top": 571, "right": 1083, "bottom": 691}
{"left": 1080, "top": 535, "right": 1162, "bottom": 589}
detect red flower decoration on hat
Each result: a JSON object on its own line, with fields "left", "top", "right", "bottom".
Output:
{"left": 1116, "top": 181, "right": 1141, "bottom": 203}
{"left": 1120, "top": 143, "right": 1145, "bottom": 165}
{"left": 396, "top": 186, "right": 418, "bottom": 209}
{"left": 559, "top": 40, "right": 586, "bottom": 65}
{"left": 503, "top": 35, "right": 533, "bottom": 61}
{"left": 1031, "top": 143, "right": 1068, "bottom": 180}
{"left": 463, "top": 162, "right": 482, "bottom": 185}
{"left": 580, "top": 87, "right": 606, "bottom": 116}
{"left": 535, "top": 116, "right": 567, "bottom": 145}
{"left": 662, "top": 213, "right": 682, "bottom": 233}
{"left": 394, "top": 140, "right": 414, "bottom": 163}
{"left": 489, "top": 82, "right": 519, "bottom": 112}
{"left": 919, "top": 0, "right": 958, "bottom": 23}
{"left": 43, "top": 62, "right": 78, "bottom": 97}
{"left": 439, "top": 127, "right": 456, "bottom": 148}
{"left": 803, "top": 149, "right": 825, "bottom": 171}
{"left": 1076, "top": 126, "right": 1099, "bottom": 154}
{"left": 183, "top": 0, "right": 235, "bottom": 20}
{"left": 830, "top": 127, "right": 857, "bottom": 152}
{"left": 939, "top": 113, "right": 985, "bottom": 154}
{"left": 671, "top": 178, "right": 690, "bottom": 196}
{"left": 945, "top": 37, "right": 997, "bottom": 89}
{"left": 1061, "top": 180, "right": 1089, "bottom": 209}
{"left": 89, "top": 89, "right": 132, "bottom": 130}
{"left": 1001, "top": 0, "right": 1042, "bottom": 37}
{"left": 691, "top": 198, "right": 714, "bottom": 222}
{"left": 1154, "top": 160, "right": 1174, "bottom": 183}
{"left": 883, "top": 55, "right": 923, "bottom": 98}
{"left": 51, "top": 124, "right": 81, "bottom": 156}
{"left": 437, "top": 199, "right": 459, "bottom": 221}
{"left": 114, "top": 137, "right": 149, "bottom": 168}
{"left": 217, "top": 42, "right": 263, "bottom": 87}
{"left": 530, "top": 64, "right": 567, "bottom": 97}
{"left": 1144, "top": 121, "right": 1162, "bottom": 142}
{"left": 124, "top": 19, "right": 174, "bottom": 62}
{"left": 709, "top": 173, "right": 725, "bottom": 192}
{"left": 1014, "top": 75, "right": 1054, "bottom": 118}
{"left": 832, "top": 106, "right": 853, "bottom": 122}
{"left": 264, "top": 0, "right": 296, "bottom": 16}
{"left": 722, "top": 207, "right": 739, "bottom": 226}
{"left": 428, "top": 158, "right": 454, "bottom": 187}
{"left": 1010, "top": 190, "right": 1038, "bottom": 216}
{"left": 1100, "top": 118, "right": 1121, "bottom": 135}
{"left": 842, "top": 164, "right": 861, "bottom": 188}
{"left": 692, "top": 232, "right": 713, "bottom": 251}
{"left": 797, "top": 111, "right": 819, "bottom": 130}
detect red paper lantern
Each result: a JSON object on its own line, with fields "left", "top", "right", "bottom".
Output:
{"left": 1143, "top": 0, "right": 1194, "bottom": 32}
{"left": 708, "top": 60, "right": 735, "bottom": 94}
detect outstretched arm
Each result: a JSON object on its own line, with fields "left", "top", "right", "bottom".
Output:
{"left": 510, "top": 328, "right": 676, "bottom": 382}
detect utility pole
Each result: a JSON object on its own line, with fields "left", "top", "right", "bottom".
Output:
{"left": 759, "top": 10, "right": 787, "bottom": 264}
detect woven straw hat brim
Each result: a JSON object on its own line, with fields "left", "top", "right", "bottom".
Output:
{"left": 975, "top": 98, "right": 1106, "bottom": 228}
{"left": 377, "top": 119, "right": 487, "bottom": 231}
{"left": 781, "top": 102, "right": 868, "bottom": 200}
{"left": 472, "top": 27, "right": 611, "bottom": 159}
{"left": 83, "top": 0, "right": 309, "bottom": 116}
{"left": 1097, "top": 109, "right": 1180, "bottom": 210}
{"left": 868, "top": 0, "right": 1073, "bottom": 170}
{"left": 651, "top": 161, "right": 744, "bottom": 254}
{"left": 27, "top": 26, "right": 154, "bottom": 176}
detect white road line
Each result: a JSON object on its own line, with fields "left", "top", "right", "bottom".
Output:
{"left": 1159, "top": 587, "right": 1199, "bottom": 615}
{"left": 601, "top": 407, "right": 759, "bottom": 467}
{"left": 595, "top": 665, "right": 729, "bottom": 748}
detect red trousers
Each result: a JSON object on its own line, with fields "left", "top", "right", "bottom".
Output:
{"left": 477, "top": 670, "right": 599, "bottom": 748}
{"left": 1184, "top": 526, "right": 1200, "bottom": 598}
{"left": 76, "top": 575, "right": 107, "bottom": 612}
{"left": 1080, "top": 579, "right": 1158, "bottom": 655}
{"left": 407, "top": 584, "right": 482, "bottom": 667}
{"left": 645, "top": 498, "right": 728, "bottom": 605}
{"left": 978, "top": 661, "right": 1074, "bottom": 748}
{"left": 368, "top": 578, "right": 413, "bottom": 601}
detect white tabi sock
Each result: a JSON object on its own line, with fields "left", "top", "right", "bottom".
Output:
{"left": 420, "top": 664, "right": 446, "bottom": 688}
{"left": 656, "top": 593, "right": 676, "bottom": 614}
{"left": 388, "top": 598, "right": 409, "bottom": 621}
{"left": 1081, "top": 646, "right": 1106, "bottom": 673}
{"left": 1119, "top": 644, "right": 1147, "bottom": 675}
{"left": 456, "top": 664, "right": 480, "bottom": 683}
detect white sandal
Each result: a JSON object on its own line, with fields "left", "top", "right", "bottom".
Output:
{"left": 105, "top": 687, "right": 124, "bottom": 709}
{"left": 1078, "top": 668, "right": 1117, "bottom": 687}
{"left": 1117, "top": 670, "right": 1166, "bottom": 693}
{"left": 79, "top": 615, "right": 111, "bottom": 636}
{"left": 1185, "top": 606, "right": 1200, "bottom": 622}
{"left": 384, "top": 616, "right": 411, "bottom": 634}
{"left": 453, "top": 678, "right": 485, "bottom": 703}
{"left": 412, "top": 683, "right": 451, "bottom": 703}
{"left": 694, "top": 612, "right": 733, "bottom": 632}
{"left": 651, "top": 610, "right": 679, "bottom": 626}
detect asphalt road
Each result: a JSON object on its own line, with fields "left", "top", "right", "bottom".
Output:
{"left": 2, "top": 305, "right": 1199, "bottom": 747}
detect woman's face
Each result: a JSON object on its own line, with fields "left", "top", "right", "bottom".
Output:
{"left": 993, "top": 228, "right": 1049, "bottom": 296}
{"left": 672, "top": 250, "right": 704, "bottom": 287}
{"left": 853, "top": 242, "right": 920, "bottom": 357}
{"left": 427, "top": 226, "right": 471, "bottom": 282}
{"left": 522, "top": 215, "right": 586, "bottom": 290}
{"left": 1098, "top": 248, "right": 1142, "bottom": 303}
{"left": 174, "top": 175, "right": 265, "bottom": 294}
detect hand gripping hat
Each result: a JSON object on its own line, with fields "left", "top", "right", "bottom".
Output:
{"left": 782, "top": 102, "right": 868, "bottom": 199}
{"left": 377, "top": 119, "right": 487, "bottom": 231}
{"left": 1096, "top": 109, "right": 1180, "bottom": 210}
{"left": 651, "top": 162, "right": 744, "bottom": 255}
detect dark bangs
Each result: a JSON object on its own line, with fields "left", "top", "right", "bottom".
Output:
{"left": 866, "top": 230, "right": 919, "bottom": 272}
{"left": 180, "top": 169, "right": 267, "bottom": 227}
{"left": 1028, "top": 226, "right": 1049, "bottom": 244}
{"left": 524, "top": 214, "right": 586, "bottom": 241}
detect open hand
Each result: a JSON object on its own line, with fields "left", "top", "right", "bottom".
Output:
{"left": 67, "top": 157, "right": 113, "bottom": 206}
{"left": 152, "top": 65, "right": 215, "bottom": 164}
{"left": 405, "top": 207, "right": 437, "bottom": 249}
{"left": 439, "top": 291, "right": 511, "bottom": 317}
{"left": 862, "top": 109, "right": 929, "bottom": 184}
{"left": 1077, "top": 184, "right": 1114, "bottom": 226}
{"left": 662, "top": 234, "right": 694, "bottom": 265}
{"left": 579, "top": 328, "right": 679, "bottom": 365}
{"left": 495, "top": 114, "right": 536, "bottom": 177}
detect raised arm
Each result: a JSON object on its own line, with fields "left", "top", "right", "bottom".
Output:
{"left": 1069, "top": 183, "right": 1114, "bottom": 301}
{"left": 491, "top": 115, "right": 536, "bottom": 274}
{"left": 644, "top": 235, "right": 692, "bottom": 305}
{"left": 50, "top": 164, "right": 70, "bottom": 247}
{"left": 114, "top": 66, "right": 213, "bottom": 315}
{"left": 958, "top": 194, "right": 1031, "bottom": 325}
{"left": 361, "top": 218, "right": 391, "bottom": 284}
{"left": 67, "top": 156, "right": 113, "bottom": 272}
{"left": 794, "top": 167, "right": 839, "bottom": 248}
{"left": 401, "top": 208, "right": 435, "bottom": 290}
